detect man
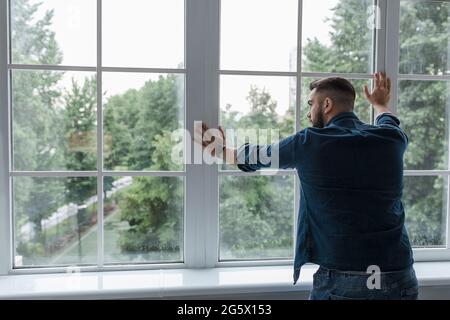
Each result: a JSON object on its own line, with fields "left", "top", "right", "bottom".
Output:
{"left": 197, "top": 73, "right": 418, "bottom": 300}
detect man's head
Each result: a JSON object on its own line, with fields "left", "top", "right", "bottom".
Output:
{"left": 307, "top": 77, "right": 356, "bottom": 128}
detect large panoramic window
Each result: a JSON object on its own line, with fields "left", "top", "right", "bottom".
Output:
{"left": 1, "top": 0, "right": 450, "bottom": 274}
{"left": 7, "top": 0, "right": 185, "bottom": 268}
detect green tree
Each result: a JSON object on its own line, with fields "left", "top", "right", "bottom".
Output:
{"left": 396, "top": 0, "right": 450, "bottom": 246}
{"left": 63, "top": 77, "right": 97, "bottom": 192}
{"left": 129, "top": 75, "right": 182, "bottom": 170}
{"left": 11, "top": 0, "right": 66, "bottom": 262}
{"left": 303, "top": 0, "right": 373, "bottom": 74}
{"left": 63, "top": 77, "right": 97, "bottom": 173}
{"left": 103, "top": 75, "right": 184, "bottom": 255}
{"left": 219, "top": 85, "right": 295, "bottom": 258}
{"left": 63, "top": 77, "right": 98, "bottom": 258}
{"left": 220, "top": 175, "right": 294, "bottom": 259}
{"left": 104, "top": 89, "right": 141, "bottom": 170}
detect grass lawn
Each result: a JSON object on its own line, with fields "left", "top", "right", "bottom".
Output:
{"left": 50, "top": 206, "right": 181, "bottom": 265}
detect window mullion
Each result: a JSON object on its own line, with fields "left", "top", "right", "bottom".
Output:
{"left": 204, "top": 0, "right": 220, "bottom": 267}
{"left": 185, "top": 0, "right": 220, "bottom": 268}
{"left": 446, "top": 174, "right": 450, "bottom": 251}
{"left": 96, "top": 0, "right": 104, "bottom": 269}
{"left": 374, "top": 0, "right": 386, "bottom": 73}
{"left": 446, "top": 33, "right": 450, "bottom": 251}
{"left": 294, "top": 0, "right": 303, "bottom": 261}
{"left": 0, "top": 0, "right": 11, "bottom": 276}
{"left": 385, "top": 0, "right": 400, "bottom": 115}
{"left": 7, "top": 64, "right": 97, "bottom": 72}
{"left": 372, "top": 0, "right": 387, "bottom": 124}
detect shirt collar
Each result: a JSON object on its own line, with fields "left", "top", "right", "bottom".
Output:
{"left": 325, "top": 112, "right": 359, "bottom": 128}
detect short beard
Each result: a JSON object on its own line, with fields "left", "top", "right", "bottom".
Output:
{"left": 312, "top": 110, "right": 325, "bottom": 129}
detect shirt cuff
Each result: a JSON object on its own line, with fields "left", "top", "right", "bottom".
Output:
{"left": 236, "top": 143, "right": 250, "bottom": 166}
{"left": 236, "top": 143, "right": 264, "bottom": 167}
{"left": 375, "top": 112, "right": 394, "bottom": 121}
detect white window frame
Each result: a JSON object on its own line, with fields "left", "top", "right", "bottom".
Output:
{"left": 384, "top": 0, "right": 450, "bottom": 261}
{"left": 1, "top": 0, "right": 450, "bottom": 276}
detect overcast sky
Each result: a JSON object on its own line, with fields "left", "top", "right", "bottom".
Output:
{"left": 28, "top": 0, "right": 339, "bottom": 116}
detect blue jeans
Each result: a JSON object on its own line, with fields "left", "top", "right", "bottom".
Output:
{"left": 309, "top": 266, "right": 419, "bottom": 300}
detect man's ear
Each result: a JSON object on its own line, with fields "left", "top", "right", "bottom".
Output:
{"left": 323, "top": 97, "right": 334, "bottom": 115}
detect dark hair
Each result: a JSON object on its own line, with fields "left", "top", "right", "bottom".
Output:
{"left": 309, "top": 77, "right": 356, "bottom": 110}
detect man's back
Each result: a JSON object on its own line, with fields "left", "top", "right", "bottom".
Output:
{"left": 202, "top": 73, "right": 418, "bottom": 299}
{"left": 292, "top": 112, "right": 414, "bottom": 285}
{"left": 235, "top": 111, "right": 414, "bottom": 286}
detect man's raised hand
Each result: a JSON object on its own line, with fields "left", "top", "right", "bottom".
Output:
{"left": 363, "top": 72, "right": 391, "bottom": 115}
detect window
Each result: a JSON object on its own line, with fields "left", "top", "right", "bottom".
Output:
{"left": 4, "top": 0, "right": 186, "bottom": 270}
{"left": 1, "top": 0, "right": 450, "bottom": 275}
{"left": 393, "top": 0, "right": 450, "bottom": 251}
{"left": 218, "top": 0, "right": 376, "bottom": 262}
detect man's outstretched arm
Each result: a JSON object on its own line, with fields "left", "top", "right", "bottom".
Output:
{"left": 194, "top": 123, "right": 301, "bottom": 171}
{"left": 234, "top": 134, "right": 300, "bottom": 172}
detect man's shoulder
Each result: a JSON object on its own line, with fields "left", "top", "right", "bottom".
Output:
{"left": 298, "top": 125, "right": 359, "bottom": 136}
{"left": 298, "top": 121, "right": 406, "bottom": 144}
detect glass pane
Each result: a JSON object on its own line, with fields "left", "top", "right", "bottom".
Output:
{"left": 220, "top": 75, "right": 296, "bottom": 170}
{"left": 220, "top": 75, "right": 295, "bottom": 133}
{"left": 220, "top": 175, "right": 295, "bottom": 260}
{"left": 103, "top": 73, "right": 185, "bottom": 171}
{"left": 13, "top": 177, "right": 97, "bottom": 267}
{"left": 403, "top": 176, "right": 447, "bottom": 248}
{"left": 12, "top": 70, "right": 97, "bottom": 171}
{"left": 302, "top": 0, "right": 374, "bottom": 73}
{"left": 300, "top": 77, "right": 371, "bottom": 129}
{"left": 103, "top": 0, "right": 184, "bottom": 68}
{"left": 400, "top": 0, "right": 450, "bottom": 75}
{"left": 221, "top": 0, "right": 298, "bottom": 71}
{"left": 397, "top": 81, "right": 450, "bottom": 170}
{"left": 11, "top": 0, "right": 96, "bottom": 66}
{"left": 103, "top": 176, "right": 184, "bottom": 264}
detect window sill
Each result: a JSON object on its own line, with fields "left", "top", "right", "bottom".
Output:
{"left": 1, "top": 262, "right": 450, "bottom": 299}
